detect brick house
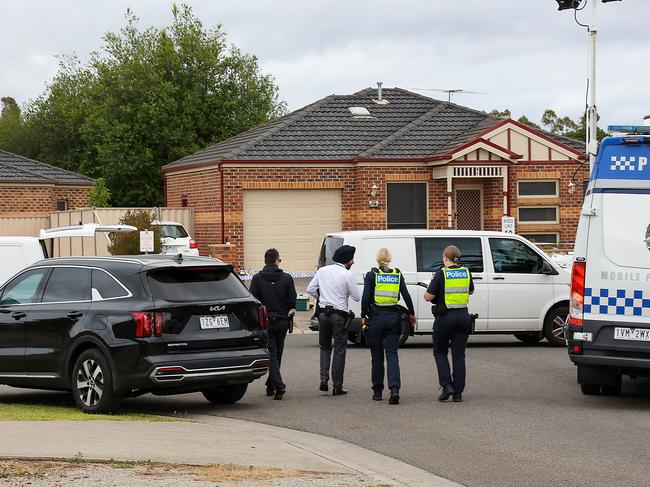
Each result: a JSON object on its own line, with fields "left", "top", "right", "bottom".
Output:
{"left": 0, "top": 149, "right": 93, "bottom": 217}
{"left": 162, "top": 88, "right": 588, "bottom": 272}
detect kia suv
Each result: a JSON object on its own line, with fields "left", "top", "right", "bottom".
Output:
{"left": 0, "top": 255, "right": 269, "bottom": 413}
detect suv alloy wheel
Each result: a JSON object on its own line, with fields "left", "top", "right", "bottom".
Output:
{"left": 72, "top": 349, "right": 121, "bottom": 414}
{"left": 543, "top": 306, "right": 569, "bottom": 347}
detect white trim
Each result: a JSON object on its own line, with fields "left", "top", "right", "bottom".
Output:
{"left": 517, "top": 180, "right": 559, "bottom": 199}
{"left": 517, "top": 206, "right": 559, "bottom": 224}
{"left": 450, "top": 142, "right": 515, "bottom": 161}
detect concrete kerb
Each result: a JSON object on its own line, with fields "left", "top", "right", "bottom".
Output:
{"left": 0, "top": 415, "right": 462, "bottom": 487}
{"left": 187, "top": 414, "right": 462, "bottom": 487}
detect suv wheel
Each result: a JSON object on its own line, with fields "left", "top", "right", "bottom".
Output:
{"left": 580, "top": 383, "right": 600, "bottom": 395}
{"left": 543, "top": 306, "right": 568, "bottom": 347}
{"left": 513, "top": 333, "right": 543, "bottom": 343}
{"left": 72, "top": 349, "right": 121, "bottom": 414}
{"left": 202, "top": 384, "right": 248, "bottom": 405}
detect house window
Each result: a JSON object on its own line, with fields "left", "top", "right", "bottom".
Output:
{"left": 520, "top": 233, "right": 559, "bottom": 245}
{"left": 518, "top": 206, "right": 558, "bottom": 224}
{"left": 56, "top": 200, "right": 67, "bottom": 211}
{"left": 387, "top": 183, "right": 427, "bottom": 229}
{"left": 517, "top": 180, "right": 558, "bottom": 198}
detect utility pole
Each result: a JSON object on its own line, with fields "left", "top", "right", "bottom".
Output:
{"left": 587, "top": 0, "right": 598, "bottom": 173}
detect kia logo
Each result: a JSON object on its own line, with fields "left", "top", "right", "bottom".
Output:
{"left": 210, "top": 305, "right": 226, "bottom": 312}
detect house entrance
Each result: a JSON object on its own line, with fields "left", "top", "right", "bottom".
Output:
{"left": 455, "top": 187, "right": 483, "bottom": 230}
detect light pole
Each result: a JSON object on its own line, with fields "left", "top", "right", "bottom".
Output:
{"left": 555, "top": 0, "right": 622, "bottom": 172}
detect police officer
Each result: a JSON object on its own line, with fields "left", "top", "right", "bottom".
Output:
{"left": 362, "top": 248, "right": 415, "bottom": 405}
{"left": 306, "top": 245, "right": 360, "bottom": 396}
{"left": 250, "top": 248, "right": 297, "bottom": 400}
{"left": 424, "top": 245, "right": 474, "bottom": 402}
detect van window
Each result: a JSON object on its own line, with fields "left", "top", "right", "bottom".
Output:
{"left": 416, "top": 238, "right": 484, "bottom": 273}
{"left": 0, "top": 269, "right": 48, "bottom": 305}
{"left": 602, "top": 194, "right": 650, "bottom": 270}
{"left": 318, "top": 237, "right": 343, "bottom": 268}
{"left": 146, "top": 267, "right": 249, "bottom": 302}
{"left": 42, "top": 268, "right": 92, "bottom": 302}
{"left": 489, "top": 238, "right": 545, "bottom": 274}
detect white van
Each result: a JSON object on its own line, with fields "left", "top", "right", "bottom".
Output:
{"left": 153, "top": 220, "right": 199, "bottom": 256}
{"left": 317, "top": 230, "right": 570, "bottom": 346}
{"left": 567, "top": 126, "right": 650, "bottom": 395}
{"left": 0, "top": 224, "right": 136, "bottom": 286}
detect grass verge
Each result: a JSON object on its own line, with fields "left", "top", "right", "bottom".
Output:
{"left": 0, "top": 402, "right": 172, "bottom": 421}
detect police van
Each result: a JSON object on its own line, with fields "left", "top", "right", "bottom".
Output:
{"left": 567, "top": 125, "right": 650, "bottom": 395}
{"left": 317, "top": 230, "right": 570, "bottom": 346}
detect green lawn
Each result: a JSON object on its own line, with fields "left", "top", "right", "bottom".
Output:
{"left": 0, "top": 402, "right": 173, "bottom": 421}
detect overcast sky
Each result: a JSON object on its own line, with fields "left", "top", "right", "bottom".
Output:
{"left": 2, "top": 0, "right": 648, "bottom": 130}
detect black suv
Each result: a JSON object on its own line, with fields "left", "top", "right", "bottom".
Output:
{"left": 0, "top": 255, "right": 269, "bottom": 413}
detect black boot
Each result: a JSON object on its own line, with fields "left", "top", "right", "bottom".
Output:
{"left": 332, "top": 386, "right": 348, "bottom": 396}
{"left": 274, "top": 388, "right": 285, "bottom": 400}
{"left": 438, "top": 383, "right": 455, "bottom": 401}
{"left": 388, "top": 387, "right": 400, "bottom": 405}
{"left": 266, "top": 386, "right": 274, "bottom": 397}
{"left": 372, "top": 389, "right": 382, "bottom": 401}
{"left": 319, "top": 381, "right": 328, "bottom": 392}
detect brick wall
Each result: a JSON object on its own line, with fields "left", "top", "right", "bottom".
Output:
{"left": 165, "top": 159, "right": 588, "bottom": 267}
{"left": 0, "top": 184, "right": 91, "bottom": 217}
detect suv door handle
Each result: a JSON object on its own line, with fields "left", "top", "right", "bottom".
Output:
{"left": 11, "top": 311, "right": 26, "bottom": 320}
{"left": 492, "top": 276, "right": 505, "bottom": 280}
{"left": 67, "top": 311, "right": 84, "bottom": 319}
{"left": 473, "top": 276, "right": 483, "bottom": 280}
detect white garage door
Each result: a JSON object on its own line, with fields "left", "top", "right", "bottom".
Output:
{"left": 243, "top": 189, "right": 342, "bottom": 273}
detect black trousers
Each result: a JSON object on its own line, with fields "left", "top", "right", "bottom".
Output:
{"left": 365, "top": 310, "right": 401, "bottom": 391}
{"left": 318, "top": 313, "right": 347, "bottom": 387}
{"left": 432, "top": 309, "right": 471, "bottom": 394}
{"left": 266, "top": 318, "right": 289, "bottom": 391}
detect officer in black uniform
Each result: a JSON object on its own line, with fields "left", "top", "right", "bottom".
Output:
{"left": 250, "top": 248, "right": 297, "bottom": 400}
{"left": 424, "top": 245, "right": 474, "bottom": 402}
{"left": 361, "top": 248, "right": 415, "bottom": 405}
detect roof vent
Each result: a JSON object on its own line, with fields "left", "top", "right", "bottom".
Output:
{"left": 348, "top": 106, "right": 372, "bottom": 118}
{"left": 373, "top": 82, "right": 390, "bottom": 105}
{"left": 644, "top": 115, "right": 650, "bottom": 127}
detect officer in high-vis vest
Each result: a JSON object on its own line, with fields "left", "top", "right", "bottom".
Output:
{"left": 424, "top": 245, "right": 474, "bottom": 403}
{"left": 361, "top": 248, "right": 415, "bottom": 405}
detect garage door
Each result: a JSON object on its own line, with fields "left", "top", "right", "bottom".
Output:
{"left": 243, "top": 190, "right": 342, "bottom": 273}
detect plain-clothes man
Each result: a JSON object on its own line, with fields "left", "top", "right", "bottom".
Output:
{"left": 250, "top": 248, "right": 297, "bottom": 400}
{"left": 306, "top": 245, "right": 360, "bottom": 396}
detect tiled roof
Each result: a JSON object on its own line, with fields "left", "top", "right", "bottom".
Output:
{"left": 164, "top": 88, "right": 586, "bottom": 169}
{"left": 0, "top": 149, "right": 93, "bottom": 185}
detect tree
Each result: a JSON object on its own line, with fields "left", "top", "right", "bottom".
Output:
{"left": 107, "top": 209, "right": 162, "bottom": 255}
{"left": 0, "top": 97, "right": 33, "bottom": 154}
{"left": 489, "top": 109, "right": 511, "bottom": 119}
{"left": 88, "top": 177, "right": 111, "bottom": 207}
{"left": 516, "top": 115, "right": 541, "bottom": 130}
{"left": 1, "top": 5, "right": 285, "bottom": 206}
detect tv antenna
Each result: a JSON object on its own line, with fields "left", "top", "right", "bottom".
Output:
{"left": 407, "top": 87, "right": 487, "bottom": 102}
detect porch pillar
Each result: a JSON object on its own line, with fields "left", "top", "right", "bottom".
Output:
{"left": 502, "top": 167, "right": 509, "bottom": 215}
{"left": 446, "top": 167, "right": 453, "bottom": 228}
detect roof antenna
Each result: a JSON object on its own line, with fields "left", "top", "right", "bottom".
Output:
{"left": 406, "top": 87, "right": 487, "bottom": 102}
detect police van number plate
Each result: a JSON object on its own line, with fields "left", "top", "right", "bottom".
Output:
{"left": 614, "top": 327, "right": 650, "bottom": 342}
{"left": 200, "top": 316, "right": 230, "bottom": 329}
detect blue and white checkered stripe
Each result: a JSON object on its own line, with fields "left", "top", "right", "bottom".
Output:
{"left": 584, "top": 288, "right": 650, "bottom": 317}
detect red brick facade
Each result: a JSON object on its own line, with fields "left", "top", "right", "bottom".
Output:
{"left": 0, "top": 183, "right": 91, "bottom": 217}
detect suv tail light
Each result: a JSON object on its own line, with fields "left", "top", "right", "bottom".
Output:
{"left": 131, "top": 312, "right": 164, "bottom": 337}
{"left": 569, "top": 261, "right": 586, "bottom": 327}
{"left": 189, "top": 239, "right": 198, "bottom": 249}
{"left": 257, "top": 305, "right": 269, "bottom": 330}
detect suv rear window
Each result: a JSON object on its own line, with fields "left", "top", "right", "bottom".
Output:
{"left": 158, "top": 225, "right": 188, "bottom": 239}
{"left": 146, "top": 267, "right": 249, "bottom": 302}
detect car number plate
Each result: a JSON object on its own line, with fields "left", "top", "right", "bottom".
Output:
{"left": 200, "top": 315, "right": 230, "bottom": 330}
{"left": 614, "top": 327, "right": 650, "bottom": 342}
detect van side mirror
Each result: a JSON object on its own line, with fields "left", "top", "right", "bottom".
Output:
{"left": 541, "top": 261, "right": 557, "bottom": 275}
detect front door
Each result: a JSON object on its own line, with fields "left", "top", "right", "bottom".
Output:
{"left": 0, "top": 268, "right": 49, "bottom": 374}
{"left": 455, "top": 187, "right": 483, "bottom": 230}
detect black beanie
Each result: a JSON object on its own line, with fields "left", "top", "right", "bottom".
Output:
{"left": 333, "top": 245, "right": 356, "bottom": 264}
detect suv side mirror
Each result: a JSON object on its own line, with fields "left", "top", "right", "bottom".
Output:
{"left": 541, "top": 261, "right": 558, "bottom": 275}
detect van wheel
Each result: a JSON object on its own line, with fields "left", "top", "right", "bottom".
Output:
{"left": 580, "top": 384, "right": 600, "bottom": 395}
{"left": 72, "top": 349, "right": 121, "bottom": 414}
{"left": 513, "top": 333, "right": 543, "bottom": 343}
{"left": 543, "top": 306, "right": 568, "bottom": 347}
{"left": 202, "top": 384, "right": 248, "bottom": 404}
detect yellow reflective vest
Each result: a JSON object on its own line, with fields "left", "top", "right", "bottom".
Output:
{"left": 373, "top": 268, "right": 400, "bottom": 306}
{"left": 442, "top": 266, "right": 470, "bottom": 309}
